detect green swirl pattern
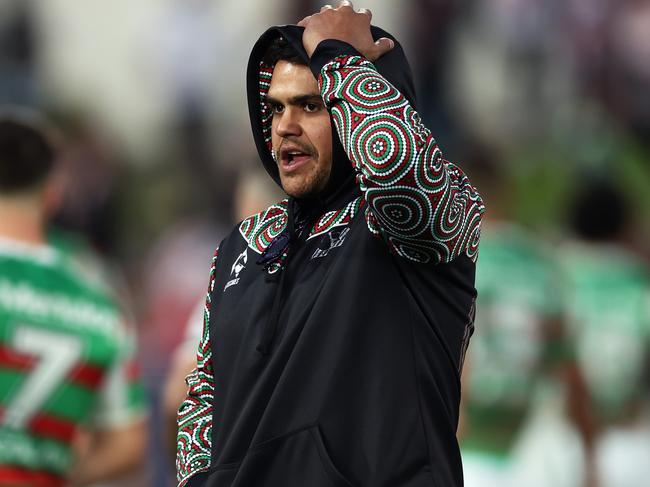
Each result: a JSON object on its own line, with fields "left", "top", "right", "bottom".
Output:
{"left": 320, "top": 55, "right": 484, "bottom": 263}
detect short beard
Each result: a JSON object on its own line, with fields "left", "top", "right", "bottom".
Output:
{"left": 281, "top": 164, "right": 331, "bottom": 199}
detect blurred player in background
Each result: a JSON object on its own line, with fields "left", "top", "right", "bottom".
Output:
{"left": 460, "top": 161, "right": 596, "bottom": 487}
{"left": 561, "top": 179, "right": 650, "bottom": 487}
{"left": 0, "top": 112, "right": 147, "bottom": 487}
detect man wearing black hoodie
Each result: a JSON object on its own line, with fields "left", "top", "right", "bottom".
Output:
{"left": 176, "top": 2, "right": 484, "bottom": 486}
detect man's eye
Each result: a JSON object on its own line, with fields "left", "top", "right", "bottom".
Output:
{"left": 271, "top": 104, "right": 284, "bottom": 114}
{"left": 304, "top": 103, "right": 319, "bottom": 113}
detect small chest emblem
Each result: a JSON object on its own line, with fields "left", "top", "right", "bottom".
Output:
{"left": 311, "top": 227, "right": 350, "bottom": 259}
{"left": 224, "top": 248, "right": 247, "bottom": 291}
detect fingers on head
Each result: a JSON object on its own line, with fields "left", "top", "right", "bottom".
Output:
{"left": 376, "top": 37, "right": 395, "bottom": 50}
{"left": 337, "top": 0, "right": 354, "bottom": 10}
{"left": 357, "top": 7, "right": 372, "bottom": 19}
{"left": 297, "top": 15, "right": 311, "bottom": 26}
{"left": 368, "top": 37, "right": 395, "bottom": 61}
{"left": 320, "top": 4, "right": 333, "bottom": 11}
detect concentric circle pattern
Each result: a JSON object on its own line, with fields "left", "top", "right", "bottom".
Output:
{"left": 351, "top": 115, "right": 416, "bottom": 186}
{"left": 387, "top": 235, "right": 449, "bottom": 264}
{"left": 325, "top": 69, "right": 407, "bottom": 115}
{"left": 366, "top": 186, "right": 432, "bottom": 236}
{"left": 458, "top": 212, "right": 482, "bottom": 261}
{"left": 414, "top": 140, "right": 445, "bottom": 193}
{"left": 320, "top": 55, "right": 485, "bottom": 263}
{"left": 178, "top": 53, "right": 486, "bottom": 484}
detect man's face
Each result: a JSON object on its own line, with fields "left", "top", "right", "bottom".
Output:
{"left": 267, "top": 60, "right": 332, "bottom": 198}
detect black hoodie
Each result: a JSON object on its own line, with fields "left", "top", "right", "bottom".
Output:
{"left": 177, "top": 25, "right": 484, "bottom": 487}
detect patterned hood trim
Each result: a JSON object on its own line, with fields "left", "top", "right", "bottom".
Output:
{"left": 258, "top": 64, "right": 274, "bottom": 154}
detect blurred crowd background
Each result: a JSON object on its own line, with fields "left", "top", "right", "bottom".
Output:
{"left": 1, "top": 0, "right": 649, "bottom": 486}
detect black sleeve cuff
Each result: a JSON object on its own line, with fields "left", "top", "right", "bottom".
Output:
{"left": 309, "top": 39, "right": 364, "bottom": 79}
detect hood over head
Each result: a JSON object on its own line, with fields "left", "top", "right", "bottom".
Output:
{"left": 246, "top": 24, "right": 417, "bottom": 208}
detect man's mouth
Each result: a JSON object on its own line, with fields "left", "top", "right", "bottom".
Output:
{"left": 279, "top": 146, "right": 313, "bottom": 172}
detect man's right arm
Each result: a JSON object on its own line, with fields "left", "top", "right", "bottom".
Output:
{"left": 176, "top": 249, "right": 219, "bottom": 486}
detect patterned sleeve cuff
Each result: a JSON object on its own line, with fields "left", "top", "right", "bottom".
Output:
{"left": 309, "top": 39, "right": 364, "bottom": 79}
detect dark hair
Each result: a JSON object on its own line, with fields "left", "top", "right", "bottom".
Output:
{"left": 0, "top": 116, "right": 55, "bottom": 193}
{"left": 569, "top": 179, "right": 628, "bottom": 241}
{"left": 262, "top": 36, "right": 306, "bottom": 67}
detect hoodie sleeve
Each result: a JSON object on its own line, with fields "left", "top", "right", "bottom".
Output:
{"left": 176, "top": 249, "right": 218, "bottom": 486}
{"left": 314, "top": 42, "right": 484, "bottom": 265}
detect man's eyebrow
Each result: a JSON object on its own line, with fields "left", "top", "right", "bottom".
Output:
{"left": 265, "top": 94, "right": 323, "bottom": 106}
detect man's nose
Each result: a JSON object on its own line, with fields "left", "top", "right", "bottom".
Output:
{"left": 275, "top": 109, "right": 302, "bottom": 137}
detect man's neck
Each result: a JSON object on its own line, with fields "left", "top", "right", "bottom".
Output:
{"left": 0, "top": 196, "right": 46, "bottom": 245}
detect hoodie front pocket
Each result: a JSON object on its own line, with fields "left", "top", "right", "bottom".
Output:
{"left": 226, "top": 424, "right": 355, "bottom": 487}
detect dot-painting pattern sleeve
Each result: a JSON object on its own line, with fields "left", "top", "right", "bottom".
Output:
{"left": 319, "top": 55, "right": 484, "bottom": 264}
{"left": 176, "top": 248, "right": 218, "bottom": 486}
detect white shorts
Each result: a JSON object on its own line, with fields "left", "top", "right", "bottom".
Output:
{"left": 462, "top": 450, "right": 513, "bottom": 487}
{"left": 596, "top": 419, "right": 650, "bottom": 487}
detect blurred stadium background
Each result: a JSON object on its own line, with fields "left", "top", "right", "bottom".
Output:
{"left": 2, "top": 0, "right": 649, "bottom": 486}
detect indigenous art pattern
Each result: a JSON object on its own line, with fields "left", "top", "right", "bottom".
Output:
{"left": 175, "top": 51, "right": 486, "bottom": 486}
{"left": 239, "top": 200, "right": 289, "bottom": 254}
{"left": 237, "top": 196, "right": 365, "bottom": 252}
{"left": 320, "top": 55, "right": 484, "bottom": 264}
{"left": 176, "top": 248, "right": 218, "bottom": 486}
{"left": 259, "top": 64, "right": 274, "bottom": 153}
{"left": 307, "top": 196, "right": 365, "bottom": 240}
{"left": 256, "top": 56, "right": 483, "bottom": 263}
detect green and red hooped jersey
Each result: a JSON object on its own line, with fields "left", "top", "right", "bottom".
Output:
{"left": 0, "top": 238, "right": 146, "bottom": 486}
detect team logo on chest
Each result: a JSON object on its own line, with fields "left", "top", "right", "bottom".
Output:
{"left": 311, "top": 227, "right": 350, "bottom": 259}
{"left": 224, "top": 248, "right": 247, "bottom": 291}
